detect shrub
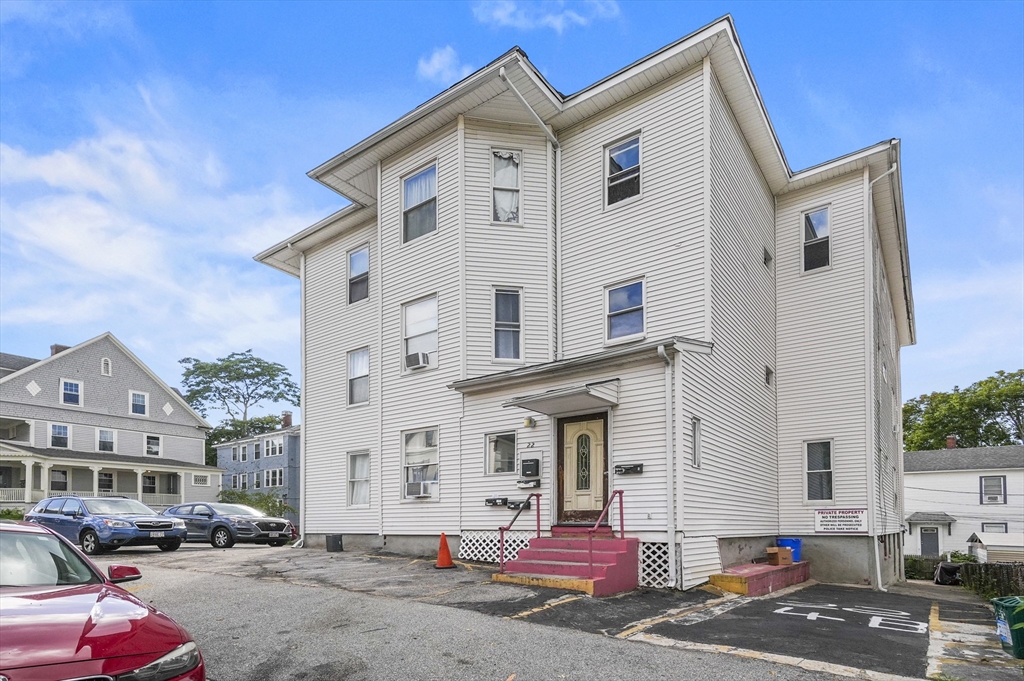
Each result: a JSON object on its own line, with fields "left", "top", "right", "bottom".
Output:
{"left": 946, "top": 550, "right": 977, "bottom": 564}
{"left": 0, "top": 508, "right": 25, "bottom": 521}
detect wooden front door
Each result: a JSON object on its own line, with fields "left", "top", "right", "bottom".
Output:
{"left": 557, "top": 414, "right": 607, "bottom": 523}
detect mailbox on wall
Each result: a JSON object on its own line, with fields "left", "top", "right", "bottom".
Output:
{"left": 507, "top": 499, "right": 531, "bottom": 511}
{"left": 613, "top": 463, "right": 644, "bottom": 475}
{"left": 520, "top": 458, "right": 540, "bottom": 478}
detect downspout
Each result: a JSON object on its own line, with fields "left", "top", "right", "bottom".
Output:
{"left": 297, "top": 249, "right": 307, "bottom": 548}
{"left": 657, "top": 345, "right": 677, "bottom": 588}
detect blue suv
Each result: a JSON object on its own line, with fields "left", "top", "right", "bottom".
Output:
{"left": 25, "top": 496, "right": 187, "bottom": 555}
{"left": 163, "top": 502, "right": 293, "bottom": 548}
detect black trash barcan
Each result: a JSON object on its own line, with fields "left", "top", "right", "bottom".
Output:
{"left": 933, "top": 561, "right": 962, "bottom": 585}
{"left": 326, "top": 534, "right": 343, "bottom": 552}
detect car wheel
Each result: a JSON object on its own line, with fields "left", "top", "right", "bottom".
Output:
{"left": 80, "top": 529, "right": 104, "bottom": 556}
{"left": 157, "top": 540, "right": 181, "bottom": 552}
{"left": 210, "top": 527, "right": 234, "bottom": 549}
{"left": 270, "top": 539, "right": 288, "bottom": 547}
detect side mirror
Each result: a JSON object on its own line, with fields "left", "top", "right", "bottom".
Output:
{"left": 108, "top": 565, "right": 142, "bottom": 584}
{"left": 63, "top": 509, "right": 78, "bottom": 517}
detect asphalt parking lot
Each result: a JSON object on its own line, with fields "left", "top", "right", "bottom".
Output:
{"left": 93, "top": 543, "right": 1023, "bottom": 680}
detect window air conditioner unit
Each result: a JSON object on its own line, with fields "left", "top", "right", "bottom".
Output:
{"left": 406, "top": 352, "right": 430, "bottom": 370}
{"left": 406, "top": 481, "right": 432, "bottom": 499}
{"left": 985, "top": 495, "right": 1002, "bottom": 503}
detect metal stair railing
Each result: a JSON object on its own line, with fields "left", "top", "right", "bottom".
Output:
{"left": 587, "top": 490, "right": 624, "bottom": 579}
{"left": 498, "top": 492, "right": 541, "bottom": 574}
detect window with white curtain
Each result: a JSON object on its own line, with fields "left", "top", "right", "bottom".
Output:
{"left": 348, "top": 348, "right": 369, "bottom": 405}
{"left": 348, "top": 452, "right": 370, "bottom": 506}
{"left": 492, "top": 150, "right": 520, "bottom": 223}
{"left": 403, "top": 296, "right": 438, "bottom": 369}
{"left": 403, "top": 165, "right": 437, "bottom": 243}
{"left": 494, "top": 289, "right": 521, "bottom": 360}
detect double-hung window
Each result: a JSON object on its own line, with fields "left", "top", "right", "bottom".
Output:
{"left": 231, "top": 446, "right": 238, "bottom": 462}
{"left": 97, "top": 429, "right": 115, "bottom": 453}
{"left": 50, "top": 470, "right": 68, "bottom": 492}
{"left": 606, "top": 280, "right": 644, "bottom": 341}
{"left": 606, "top": 136, "right": 640, "bottom": 206}
{"left": 403, "top": 165, "right": 437, "bottom": 243}
{"left": 51, "top": 424, "right": 69, "bottom": 448}
{"left": 98, "top": 472, "right": 114, "bottom": 492}
{"left": 403, "top": 428, "right": 438, "bottom": 499}
{"left": 145, "top": 435, "right": 161, "bottom": 456}
{"left": 348, "top": 348, "right": 370, "bottom": 405}
{"left": 254, "top": 472, "right": 262, "bottom": 489}
{"left": 240, "top": 445, "right": 248, "bottom": 462}
{"left": 231, "top": 475, "right": 239, "bottom": 489}
{"left": 142, "top": 475, "right": 157, "bottom": 494}
{"left": 403, "top": 296, "right": 438, "bottom": 370}
{"left": 486, "top": 433, "right": 516, "bottom": 475}
{"left": 254, "top": 443, "right": 261, "bottom": 459}
{"left": 349, "top": 246, "right": 369, "bottom": 304}
{"left": 806, "top": 440, "right": 833, "bottom": 501}
{"left": 239, "top": 473, "right": 248, "bottom": 490}
{"left": 131, "top": 391, "right": 148, "bottom": 416}
{"left": 494, "top": 289, "right": 521, "bottom": 361}
{"left": 348, "top": 452, "right": 370, "bottom": 506}
{"left": 492, "top": 150, "right": 521, "bottom": 223}
{"left": 802, "top": 207, "right": 830, "bottom": 271}
{"left": 265, "top": 468, "right": 283, "bottom": 487}
{"left": 62, "top": 380, "right": 81, "bottom": 406}
{"left": 980, "top": 476, "right": 1006, "bottom": 504}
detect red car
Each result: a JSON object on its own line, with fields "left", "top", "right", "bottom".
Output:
{"left": 0, "top": 519, "right": 205, "bottom": 681}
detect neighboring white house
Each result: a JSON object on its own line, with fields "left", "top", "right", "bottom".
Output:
{"left": 904, "top": 444, "right": 1024, "bottom": 556}
{"left": 256, "top": 16, "right": 914, "bottom": 589}
{"left": 0, "top": 333, "right": 221, "bottom": 511}
{"left": 966, "top": 532, "right": 1024, "bottom": 563}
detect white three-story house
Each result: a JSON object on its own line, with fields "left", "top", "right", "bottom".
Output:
{"left": 257, "top": 16, "right": 914, "bottom": 589}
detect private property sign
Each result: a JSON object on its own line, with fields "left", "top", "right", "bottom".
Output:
{"left": 815, "top": 508, "right": 868, "bottom": 533}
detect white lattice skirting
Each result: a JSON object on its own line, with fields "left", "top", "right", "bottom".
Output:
{"left": 458, "top": 530, "right": 533, "bottom": 563}
{"left": 639, "top": 542, "right": 672, "bottom": 588}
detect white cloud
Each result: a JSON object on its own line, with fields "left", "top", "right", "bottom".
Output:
{"left": 416, "top": 46, "right": 473, "bottom": 85}
{"left": 472, "top": 0, "right": 619, "bottom": 34}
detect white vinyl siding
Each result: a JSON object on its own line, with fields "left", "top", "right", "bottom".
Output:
{"left": 677, "top": 70, "right": 778, "bottom": 537}
{"left": 464, "top": 120, "right": 552, "bottom": 377}
{"left": 777, "top": 171, "right": 869, "bottom": 533}
{"left": 559, "top": 65, "right": 706, "bottom": 357}
{"left": 304, "top": 218, "right": 379, "bottom": 533}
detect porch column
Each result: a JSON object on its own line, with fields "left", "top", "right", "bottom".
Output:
{"left": 89, "top": 466, "right": 102, "bottom": 496}
{"left": 41, "top": 463, "right": 53, "bottom": 496}
{"left": 135, "top": 468, "right": 144, "bottom": 501}
{"left": 21, "top": 459, "right": 33, "bottom": 503}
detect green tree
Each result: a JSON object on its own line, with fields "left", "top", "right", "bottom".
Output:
{"left": 203, "top": 415, "right": 282, "bottom": 466}
{"left": 218, "top": 489, "right": 295, "bottom": 518}
{"left": 903, "top": 370, "right": 1024, "bottom": 450}
{"left": 180, "top": 350, "right": 299, "bottom": 423}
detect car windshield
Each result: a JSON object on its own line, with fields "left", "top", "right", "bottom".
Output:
{"left": 208, "top": 503, "right": 264, "bottom": 517}
{"left": 83, "top": 498, "right": 158, "bottom": 515}
{"left": 0, "top": 531, "right": 101, "bottom": 588}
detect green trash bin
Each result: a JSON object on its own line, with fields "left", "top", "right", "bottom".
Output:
{"left": 991, "top": 596, "right": 1024, "bottom": 659}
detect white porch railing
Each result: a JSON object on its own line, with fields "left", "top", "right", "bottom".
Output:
{"left": 141, "top": 493, "right": 181, "bottom": 507}
{"left": 98, "top": 490, "right": 139, "bottom": 499}
{"left": 0, "top": 488, "right": 25, "bottom": 502}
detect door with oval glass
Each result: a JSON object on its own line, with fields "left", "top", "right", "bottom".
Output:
{"left": 557, "top": 414, "right": 607, "bottom": 523}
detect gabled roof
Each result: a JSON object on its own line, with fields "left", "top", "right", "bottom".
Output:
{"left": 0, "top": 332, "right": 211, "bottom": 429}
{"left": 966, "top": 532, "right": 1024, "bottom": 548}
{"left": 904, "top": 445, "right": 1024, "bottom": 473}
{"left": 905, "top": 511, "right": 956, "bottom": 524}
{"left": 0, "top": 353, "right": 39, "bottom": 373}
{"left": 256, "top": 14, "right": 914, "bottom": 344}
{"left": 213, "top": 424, "right": 301, "bottom": 448}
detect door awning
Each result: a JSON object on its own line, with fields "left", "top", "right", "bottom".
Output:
{"left": 502, "top": 379, "right": 619, "bottom": 416}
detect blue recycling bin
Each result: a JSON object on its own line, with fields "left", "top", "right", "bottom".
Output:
{"left": 777, "top": 537, "right": 802, "bottom": 562}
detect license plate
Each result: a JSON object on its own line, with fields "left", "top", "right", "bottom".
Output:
{"left": 269, "top": 532, "right": 280, "bottom": 538}
{"left": 150, "top": 531, "right": 165, "bottom": 538}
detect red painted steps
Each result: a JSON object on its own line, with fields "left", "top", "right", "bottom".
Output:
{"left": 492, "top": 525, "right": 639, "bottom": 597}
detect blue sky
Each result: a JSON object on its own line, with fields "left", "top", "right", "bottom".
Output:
{"left": 1, "top": 0, "right": 1021, "bottom": 422}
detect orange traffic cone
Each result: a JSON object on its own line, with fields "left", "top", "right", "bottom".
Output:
{"left": 435, "top": 532, "right": 456, "bottom": 569}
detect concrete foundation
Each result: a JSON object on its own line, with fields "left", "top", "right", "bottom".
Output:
{"left": 718, "top": 536, "right": 777, "bottom": 568}
{"left": 793, "top": 535, "right": 873, "bottom": 586}
{"left": 303, "top": 533, "right": 459, "bottom": 558}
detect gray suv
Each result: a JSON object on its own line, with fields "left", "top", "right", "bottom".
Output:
{"left": 163, "top": 502, "right": 293, "bottom": 548}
